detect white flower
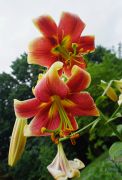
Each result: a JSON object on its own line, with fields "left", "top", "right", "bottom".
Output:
{"left": 47, "top": 143, "right": 85, "bottom": 180}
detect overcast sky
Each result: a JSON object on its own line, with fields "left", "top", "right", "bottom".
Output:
{"left": 0, "top": 0, "right": 122, "bottom": 73}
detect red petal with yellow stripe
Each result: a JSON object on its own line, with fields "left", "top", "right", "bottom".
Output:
{"left": 34, "top": 62, "right": 69, "bottom": 102}
{"left": 33, "top": 15, "right": 57, "bottom": 37}
{"left": 78, "top": 36, "right": 95, "bottom": 53}
{"left": 28, "top": 37, "right": 57, "bottom": 67}
{"left": 58, "top": 12, "right": 85, "bottom": 42}
{"left": 66, "top": 65, "right": 91, "bottom": 92}
{"left": 14, "top": 98, "right": 40, "bottom": 119}
{"left": 64, "top": 92, "right": 99, "bottom": 116}
{"left": 24, "top": 106, "right": 60, "bottom": 136}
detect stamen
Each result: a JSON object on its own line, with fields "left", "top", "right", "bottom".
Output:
{"left": 52, "top": 45, "right": 70, "bottom": 59}
{"left": 72, "top": 43, "right": 78, "bottom": 55}
{"left": 50, "top": 133, "right": 59, "bottom": 144}
{"left": 53, "top": 96, "right": 74, "bottom": 134}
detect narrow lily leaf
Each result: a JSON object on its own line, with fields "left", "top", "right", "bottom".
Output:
{"left": 95, "top": 95, "right": 107, "bottom": 106}
{"left": 8, "top": 118, "right": 27, "bottom": 166}
{"left": 109, "top": 142, "right": 122, "bottom": 162}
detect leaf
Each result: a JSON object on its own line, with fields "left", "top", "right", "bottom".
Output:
{"left": 111, "top": 125, "right": 122, "bottom": 136}
{"left": 109, "top": 142, "right": 122, "bottom": 162}
{"left": 95, "top": 95, "right": 107, "bottom": 106}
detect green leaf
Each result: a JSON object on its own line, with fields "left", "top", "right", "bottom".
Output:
{"left": 111, "top": 125, "right": 122, "bottom": 136}
{"left": 95, "top": 95, "right": 107, "bottom": 106}
{"left": 109, "top": 142, "right": 122, "bottom": 162}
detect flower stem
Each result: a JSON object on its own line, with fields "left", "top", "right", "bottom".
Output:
{"left": 59, "top": 118, "right": 98, "bottom": 142}
{"left": 102, "top": 80, "right": 113, "bottom": 96}
{"left": 100, "top": 110, "right": 122, "bottom": 141}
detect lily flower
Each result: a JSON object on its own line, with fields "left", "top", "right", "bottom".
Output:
{"left": 28, "top": 12, "right": 95, "bottom": 76}
{"left": 8, "top": 118, "right": 27, "bottom": 166}
{"left": 47, "top": 142, "right": 85, "bottom": 180}
{"left": 14, "top": 61, "right": 99, "bottom": 137}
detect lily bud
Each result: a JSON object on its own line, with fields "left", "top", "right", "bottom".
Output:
{"left": 8, "top": 118, "right": 27, "bottom": 166}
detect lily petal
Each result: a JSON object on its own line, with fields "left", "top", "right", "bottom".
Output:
{"left": 34, "top": 61, "right": 69, "bottom": 102}
{"left": 63, "top": 57, "right": 86, "bottom": 77}
{"left": 28, "top": 37, "right": 57, "bottom": 67}
{"left": 65, "top": 92, "right": 99, "bottom": 116}
{"left": 66, "top": 65, "right": 91, "bottom": 92}
{"left": 58, "top": 12, "right": 85, "bottom": 42}
{"left": 24, "top": 102, "right": 60, "bottom": 136}
{"left": 67, "top": 113, "right": 78, "bottom": 130}
{"left": 118, "top": 94, "right": 122, "bottom": 106}
{"left": 33, "top": 15, "right": 57, "bottom": 37}
{"left": 78, "top": 36, "right": 95, "bottom": 53}
{"left": 14, "top": 98, "right": 40, "bottom": 119}
{"left": 69, "top": 158, "right": 85, "bottom": 169}
{"left": 8, "top": 118, "right": 27, "bottom": 166}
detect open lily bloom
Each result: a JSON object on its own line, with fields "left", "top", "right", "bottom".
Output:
{"left": 47, "top": 143, "right": 85, "bottom": 180}
{"left": 14, "top": 61, "right": 99, "bottom": 137}
{"left": 8, "top": 118, "right": 27, "bottom": 166}
{"left": 28, "top": 12, "right": 95, "bottom": 76}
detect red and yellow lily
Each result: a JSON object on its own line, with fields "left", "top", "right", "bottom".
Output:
{"left": 28, "top": 12, "right": 95, "bottom": 76}
{"left": 14, "top": 62, "right": 99, "bottom": 137}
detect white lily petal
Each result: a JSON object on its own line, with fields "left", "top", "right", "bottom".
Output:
{"left": 69, "top": 158, "right": 85, "bottom": 169}
{"left": 118, "top": 94, "right": 122, "bottom": 106}
{"left": 47, "top": 143, "right": 85, "bottom": 180}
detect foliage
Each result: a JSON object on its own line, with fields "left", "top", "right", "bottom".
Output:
{"left": 80, "top": 152, "right": 122, "bottom": 180}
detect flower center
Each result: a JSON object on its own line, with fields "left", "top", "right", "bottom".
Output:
{"left": 52, "top": 37, "right": 79, "bottom": 67}
{"left": 41, "top": 95, "right": 74, "bottom": 138}
{"left": 53, "top": 95, "right": 73, "bottom": 131}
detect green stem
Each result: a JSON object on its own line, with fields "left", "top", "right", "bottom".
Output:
{"left": 111, "top": 104, "right": 122, "bottom": 118}
{"left": 102, "top": 80, "right": 113, "bottom": 96}
{"left": 100, "top": 111, "right": 122, "bottom": 141}
{"left": 59, "top": 118, "right": 98, "bottom": 142}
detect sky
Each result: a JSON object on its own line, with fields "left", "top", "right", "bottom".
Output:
{"left": 0, "top": 0, "right": 122, "bottom": 73}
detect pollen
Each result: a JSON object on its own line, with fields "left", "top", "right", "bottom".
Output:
{"left": 41, "top": 127, "right": 47, "bottom": 133}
